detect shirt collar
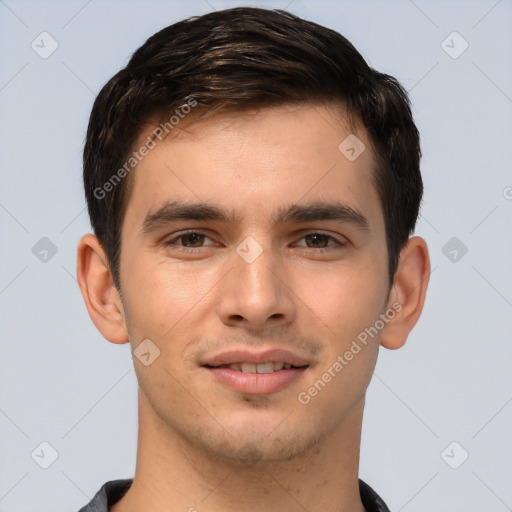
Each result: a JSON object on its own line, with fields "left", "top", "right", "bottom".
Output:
{"left": 77, "top": 477, "right": 391, "bottom": 512}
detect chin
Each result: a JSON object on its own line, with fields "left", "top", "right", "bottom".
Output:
{"left": 194, "top": 419, "right": 324, "bottom": 468}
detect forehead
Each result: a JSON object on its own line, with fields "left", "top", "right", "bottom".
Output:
{"left": 122, "top": 103, "right": 384, "bottom": 235}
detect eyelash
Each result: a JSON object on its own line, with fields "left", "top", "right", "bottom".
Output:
{"left": 163, "top": 230, "right": 346, "bottom": 252}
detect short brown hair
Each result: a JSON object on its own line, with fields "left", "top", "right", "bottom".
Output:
{"left": 83, "top": 7, "right": 422, "bottom": 289}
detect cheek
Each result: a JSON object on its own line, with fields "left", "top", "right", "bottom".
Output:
{"left": 295, "top": 267, "right": 384, "bottom": 413}
{"left": 126, "top": 256, "right": 219, "bottom": 336}
{"left": 293, "top": 262, "right": 387, "bottom": 340}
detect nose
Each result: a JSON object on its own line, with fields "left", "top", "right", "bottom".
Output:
{"left": 216, "top": 242, "right": 296, "bottom": 333}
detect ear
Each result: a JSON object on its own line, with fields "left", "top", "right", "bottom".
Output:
{"left": 76, "top": 234, "right": 129, "bottom": 344}
{"left": 380, "top": 236, "right": 430, "bottom": 350}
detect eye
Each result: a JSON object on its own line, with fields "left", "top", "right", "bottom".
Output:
{"left": 165, "top": 231, "right": 215, "bottom": 249}
{"left": 295, "top": 233, "right": 345, "bottom": 249}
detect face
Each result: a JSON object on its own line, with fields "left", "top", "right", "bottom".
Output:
{"left": 118, "top": 104, "right": 391, "bottom": 464}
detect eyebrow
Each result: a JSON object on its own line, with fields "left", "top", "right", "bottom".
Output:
{"left": 140, "top": 200, "right": 370, "bottom": 234}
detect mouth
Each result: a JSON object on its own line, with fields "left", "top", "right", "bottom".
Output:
{"left": 204, "top": 361, "right": 308, "bottom": 373}
{"left": 201, "top": 349, "right": 311, "bottom": 395}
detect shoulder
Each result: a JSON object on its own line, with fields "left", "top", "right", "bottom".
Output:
{"left": 76, "top": 479, "right": 133, "bottom": 512}
{"left": 359, "top": 479, "right": 391, "bottom": 512}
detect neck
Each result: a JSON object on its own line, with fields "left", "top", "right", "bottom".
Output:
{"left": 112, "top": 390, "right": 367, "bottom": 512}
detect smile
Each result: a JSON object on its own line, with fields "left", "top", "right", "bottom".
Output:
{"left": 203, "top": 363, "right": 309, "bottom": 395}
{"left": 209, "top": 362, "right": 306, "bottom": 373}
{"left": 201, "top": 348, "right": 311, "bottom": 394}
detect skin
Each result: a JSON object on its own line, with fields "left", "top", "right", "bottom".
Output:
{"left": 77, "top": 103, "right": 430, "bottom": 512}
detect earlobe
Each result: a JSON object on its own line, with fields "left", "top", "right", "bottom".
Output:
{"left": 380, "top": 236, "right": 430, "bottom": 350}
{"left": 76, "top": 234, "right": 129, "bottom": 344}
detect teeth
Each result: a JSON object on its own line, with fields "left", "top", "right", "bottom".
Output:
{"left": 241, "top": 363, "right": 257, "bottom": 373}
{"left": 256, "top": 362, "right": 274, "bottom": 374}
{"left": 231, "top": 362, "right": 291, "bottom": 373}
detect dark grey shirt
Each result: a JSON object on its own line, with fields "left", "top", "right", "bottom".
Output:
{"left": 77, "top": 478, "right": 391, "bottom": 512}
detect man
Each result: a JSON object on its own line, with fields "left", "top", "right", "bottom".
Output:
{"left": 76, "top": 6, "right": 430, "bottom": 512}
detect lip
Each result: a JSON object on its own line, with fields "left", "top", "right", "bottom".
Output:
{"left": 201, "top": 348, "right": 310, "bottom": 367}
{"left": 206, "top": 366, "right": 308, "bottom": 395}
{"left": 201, "top": 348, "right": 310, "bottom": 395}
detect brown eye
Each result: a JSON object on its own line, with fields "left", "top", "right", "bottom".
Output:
{"left": 180, "top": 233, "right": 205, "bottom": 247}
{"left": 304, "top": 234, "right": 330, "bottom": 248}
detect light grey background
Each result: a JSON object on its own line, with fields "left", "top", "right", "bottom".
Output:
{"left": 1, "top": 0, "right": 511, "bottom": 511}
